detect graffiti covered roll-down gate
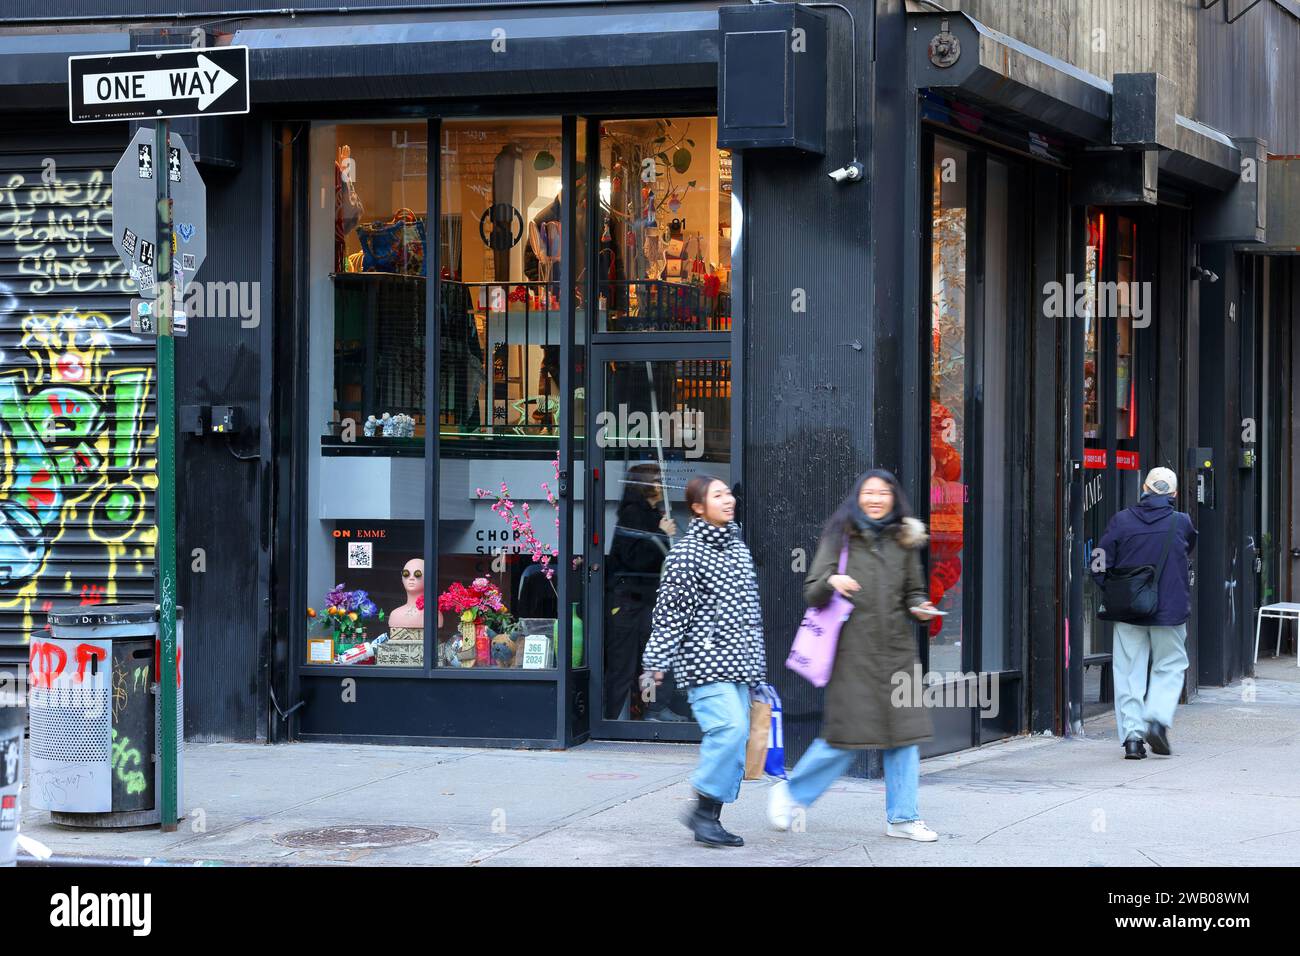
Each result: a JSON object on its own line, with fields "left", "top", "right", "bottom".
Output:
{"left": 0, "top": 129, "right": 158, "bottom": 670}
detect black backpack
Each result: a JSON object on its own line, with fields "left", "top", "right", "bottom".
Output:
{"left": 1097, "top": 513, "right": 1179, "bottom": 623}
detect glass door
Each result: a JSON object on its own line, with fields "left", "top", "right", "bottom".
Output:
{"left": 586, "top": 344, "right": 731, "bottom": 739}
{"left": 925, "top": 133, "right": 1028, "bottom": 752}
{"left": 1079, "top": 209, "right": 1145, "bottom": 714}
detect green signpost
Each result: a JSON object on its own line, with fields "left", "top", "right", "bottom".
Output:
{"left": 71, "top": 44, "right": 249, "bottom": 831}
{"left": 154, "top": 119, "right": 179, "bottom": 831}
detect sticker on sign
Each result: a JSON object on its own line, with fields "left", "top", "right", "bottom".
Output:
{"left": 68, "top": 47, "right": 249, "bottom": 124}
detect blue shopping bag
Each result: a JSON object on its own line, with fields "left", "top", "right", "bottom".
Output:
{"left": 754, "top": 683, "right": 787, "bottom": 779}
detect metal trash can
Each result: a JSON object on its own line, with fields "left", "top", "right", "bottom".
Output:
{"left": 0, "top": 673, "right": 23, "bottom": 866}
{"left": 27, "top": 604, "right": 183, "bottom": 828}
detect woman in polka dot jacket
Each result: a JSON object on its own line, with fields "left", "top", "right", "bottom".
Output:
{"left": 642, "top": 475, "right": 766, "bottom": 847}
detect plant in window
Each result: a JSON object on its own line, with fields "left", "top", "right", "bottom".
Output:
{"left": 475, "top": 454, "right": 561, "bottom": 586}
{"left": 307, "top": 584, "right": 385, "bottom": 656}
{"left": 437, "top": 577, "right": 514, "bottom": 668}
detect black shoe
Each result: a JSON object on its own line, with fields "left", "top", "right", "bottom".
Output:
{"left": 1146, "top": 721, "right": 1171, "bottom": 755}
{"left": 1124, "top": 738, "right": 1147, "bottom": 760}
{"left": 685, "top": 794, "right": 744, "bottom": 847}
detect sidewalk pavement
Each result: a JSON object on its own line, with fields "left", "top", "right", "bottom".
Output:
{"left": 19, "top": 658, "right": 1300, "bottom": 867}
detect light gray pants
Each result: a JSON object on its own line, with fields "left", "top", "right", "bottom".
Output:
{"left": 1112, "top": 622, "right": 1189, "bottom": 742}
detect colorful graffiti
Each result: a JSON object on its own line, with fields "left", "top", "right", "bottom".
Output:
{"left": 0, "top": 310, "right": 157, "bottom": 635}
{"left": 0, "top": 164, "right": 156, "bottom": 643}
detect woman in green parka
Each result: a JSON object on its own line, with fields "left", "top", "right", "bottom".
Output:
{"left": 768, "top": 469, "right": 942, "bottom": 842}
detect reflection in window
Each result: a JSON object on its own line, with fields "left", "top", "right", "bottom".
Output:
{"left": 597, "top": 119, "right": 732, "bottom": 332}
{"left": 929, "top": 139, "right": 967, "bottom": 672}
{"left": 1083, "top": 211, "right": 1102, "bottom": 440}
{"left": 1116, "top": 215, "right": 1136, "bottom": 442}
{"left": 600, "top": 359, "right": 731, "bottom": 721}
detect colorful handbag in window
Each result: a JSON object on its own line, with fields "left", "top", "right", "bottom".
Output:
{"left": 357, "top": 207, "right": 427, "bottom": 275}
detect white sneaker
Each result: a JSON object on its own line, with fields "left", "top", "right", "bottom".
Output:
{"left": 767, "top": 779, "right": 796, "bottom": 831}
{"left": 885, "top": 820, "right": 938, "bottom": 842}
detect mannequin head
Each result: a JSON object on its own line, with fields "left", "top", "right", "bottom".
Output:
{"left": 401, "top": 558, "right": 424, "bottom": 599}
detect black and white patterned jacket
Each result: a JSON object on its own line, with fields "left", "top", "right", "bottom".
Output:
{"left": 642, "top": 517, "right": 766, "bottom": 688}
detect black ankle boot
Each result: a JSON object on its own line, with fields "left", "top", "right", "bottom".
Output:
{"left": 1124, "top": 738, "right": 1147, "bottom": 760}
{"left": 1145, "top": 721, "right": 1171, "bottom": 755}
{"left": 687, "top": 794, "right": 744, "bottom": 847}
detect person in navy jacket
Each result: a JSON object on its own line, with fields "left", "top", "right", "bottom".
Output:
{"left": 1093, "top": 467, "right": 1198, "bottom": 759}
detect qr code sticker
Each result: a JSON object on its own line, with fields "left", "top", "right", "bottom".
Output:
{"left": 347, "top": 542, "right": 373, "bottom": 569}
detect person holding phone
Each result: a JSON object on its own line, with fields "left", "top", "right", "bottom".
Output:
{"left": 768, "top": 469, "right": 942, "bottom": 842}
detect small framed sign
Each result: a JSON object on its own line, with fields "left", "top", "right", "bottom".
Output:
{"left": 521, "top": 634, "right": 553, "bottom": 670}
{"left": 307, "top": 638, "right": 335, "bottom": 664}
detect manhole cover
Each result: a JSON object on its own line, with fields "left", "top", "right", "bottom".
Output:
{"left": 273, "top": 825, "right": 437, "bottom": 849}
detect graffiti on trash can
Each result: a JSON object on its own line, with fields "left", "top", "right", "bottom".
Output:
{"left": 110, "top": 728, "right": 146, "bottom": 795}
{"left": 28, "top": 638, "right": 110, "bottom": 690}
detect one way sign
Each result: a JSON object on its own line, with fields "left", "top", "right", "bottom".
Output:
{"left": 68, "top": 46, "right": 249, "bottom": 124}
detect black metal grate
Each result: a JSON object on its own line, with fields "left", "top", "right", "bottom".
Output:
{"left": 0, "top": 132, "right": 157, "bottom": 664}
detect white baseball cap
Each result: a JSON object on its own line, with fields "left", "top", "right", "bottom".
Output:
{"left": 1144, "top": 466, "right": 1177, "bottom": 496}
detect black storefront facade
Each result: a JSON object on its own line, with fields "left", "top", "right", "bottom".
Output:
{"left": 3, "top": 0, "right": 1299, "bottom": 771}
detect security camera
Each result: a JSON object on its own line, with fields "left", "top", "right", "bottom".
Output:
{"left": 828, "top": 161, "right": 865, "bottom": 184}
{"left": 1191, "top": 265, "right": 1219, "bottom": 283}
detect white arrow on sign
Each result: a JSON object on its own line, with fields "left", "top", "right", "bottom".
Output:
{"left": 82, "top": 54, "right": 238, "bottom": 112}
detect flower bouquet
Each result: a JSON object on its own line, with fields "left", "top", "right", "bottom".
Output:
{"left": 437, "top": 578, "right": 515, "bottom": 667}
{"left": 308, "top": 584, "right": 385, "bottom": 659}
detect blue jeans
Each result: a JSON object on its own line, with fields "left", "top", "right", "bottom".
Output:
{"left": 1112, "top": 622, "right": 1189, "bottom": 742}
{"left": 686, "top": 682, "right": 751, "bottom": 803}
{"left": 786, "top": 738, "right": 921, "bottom": 823}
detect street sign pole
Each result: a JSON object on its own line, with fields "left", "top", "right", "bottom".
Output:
{"left": 155, "top": 117, "right": 179, "bottom": 833}
{"left": 85, "top": 44, "right": 238, "bottom": 834}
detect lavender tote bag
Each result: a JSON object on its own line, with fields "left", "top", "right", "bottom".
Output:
{"left": 785, "top": 542, "right": 852, "bottom": 687}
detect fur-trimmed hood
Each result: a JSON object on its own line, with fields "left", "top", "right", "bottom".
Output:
{"left": 853, "top": 515, "right": 929, "bottom": 550}
{"left": 896, "top": 516, "right": 929, "bottom": 550}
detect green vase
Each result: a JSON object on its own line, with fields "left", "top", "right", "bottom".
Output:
{"left": 546, "top": 608, "right": 584, "bottom": 668}
{"left": 571, "top": 603, "right": 584, "bottom": 668}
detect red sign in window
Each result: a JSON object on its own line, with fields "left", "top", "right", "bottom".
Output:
{"left": 1083, "top": 448, "right": 1107, "bottom": 469}
{"left": 1115, "top": 450, "right": 1140, "bottom": 471}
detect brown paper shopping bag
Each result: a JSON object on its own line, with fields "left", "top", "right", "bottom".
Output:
{"left": 744, "top": 700, "right": 772, "bottom": 780}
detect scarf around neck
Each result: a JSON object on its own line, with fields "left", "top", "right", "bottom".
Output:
{"left": 852, "top": 508, "right": 899, "bottom": 535}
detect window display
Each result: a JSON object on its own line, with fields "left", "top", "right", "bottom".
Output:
{"left": 305, "top": 120, "right": 430, "bottom": 666}
{"left": 929, "top": 138, "right": 967, "bottom": 674}
{"left": 436, "top": 118, "right": 572, "bottom": 669}
{"left": 597, "top": 119, "right": 731, "bottom": 333}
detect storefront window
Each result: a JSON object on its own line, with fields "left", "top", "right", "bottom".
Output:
{"left": 595, "top": 119, "right": 732, "bottom": 332}
{"left": 929, "top": 138, "right": 967, "bottom": 673}
{"left": 1082, "top": 209, "right": 1107, "bottom": 660}
{"left": 305, "top": 120, "right": 429, "bottom": 667}
{"left": 981, "top": 158, "right": 1011, "bottom": 673}
{"left": 436, "top": 118, "right": 568, "bottom": 669}
{"left": 1116, "top": 216, "right": 1137, "bottom": 443}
